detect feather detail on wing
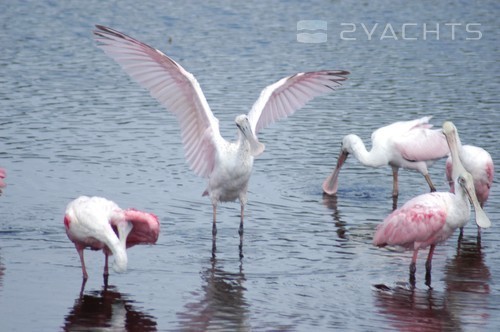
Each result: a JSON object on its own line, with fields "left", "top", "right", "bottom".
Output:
{"left": 395, "top": 128, "right": 449, "bottom": 162}
{"left": 373, "top": 193, "right": 448, "bottom": 249}
{"left": 93, "top": 25, "right": 220, "bottom": 178}
{"left": 247, "top": 70, "right": 349, "bottom": 134}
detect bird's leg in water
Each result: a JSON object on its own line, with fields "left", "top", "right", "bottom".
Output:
{"left": 212, "top": 204, "right": 217, "bottom": 258}
{"left": 103, "top": 253, "right": 109, "bottom": 288}
{"left": 409, "top": 250, "right": 418, "bottom": 286}
{"left": 424, "top": 174, "right": 437, "bottom": 192}
{"left": 425, "top": 245, "right": 435, "bottom": 287}
{"left": 239, "top": 203, "right": 244, "bottom": 236}
{"left": 212, "top": 204, "right": 217, "bottom": 236}
{"left": 77, "top": 246, "right": 89, "bottom": 280}
{"left": 391, "top": 166, "right": 399, "bottom": 198}
{"left": 458, "top": 227, "right": 464, "bottom": 244}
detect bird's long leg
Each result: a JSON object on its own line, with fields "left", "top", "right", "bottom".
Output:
{"left": 76, "top": 246, "right": 88, "bottom": 280}
{"left": 424, "top": 173, "right": 437, "bottom": 192}
{"left": 212, "top": 203, "right": 217, "bottom": 258}
{"left": 409, "top": 249, "right": 418, "bottom": 286}
{"left": 457, "top": 227, "right": 464, "bottom": 245}
{"left": 103, "top": 253, "right": 109, "bottom": 287}
{"left": 212, "top": 204, "right": 217, "bottom": 236}
{"left": 239, "top": 202, "right": 245, "bottom": 236}
{"left": 425, "top": 245, "right": 435, "bottom": 287}
{"left": 391, "top": 166, "right": 399, "bottom": 198}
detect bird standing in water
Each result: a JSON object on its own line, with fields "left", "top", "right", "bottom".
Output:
{"left": 444, "top": 122, "right": 494, "bottom": 239}
{"left": 93, "top": 25, "right": 349, "bottom": 248}
{"left": 372, "top": 121, "right": 491, "bottom": 286}
{"left": 64, "top": 196, "right": 159, "bottom": 284}
{"left": 322, "top": 116, "right": 449, "bottom": 199}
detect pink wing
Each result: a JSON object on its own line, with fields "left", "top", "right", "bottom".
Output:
{"left": 112, "top": 208, "right": 160, "bottom": 248}
{"left": 373, "top": 193, "right": 448, "bottom": 249}
{"left": 247, "top": 70, "right": 349, "bottom": 134}
{"left": 93, "top": 25, "right": 220, "bottom": 178}
{"left": 395, "top": 128, "right": 449, "bottom": 162}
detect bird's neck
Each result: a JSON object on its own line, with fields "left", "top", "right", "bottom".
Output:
{"left": 350, "top": 138, "right": 388, "bottom": 167}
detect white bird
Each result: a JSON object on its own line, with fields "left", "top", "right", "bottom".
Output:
{"left": 93, "top": 25, "right": 349, "bottom": 238}
{"left": 444, "top": 122, "right": 494, "bottom": 238}
{"left": 322, "top": 116, "right": 449, "bottom": 198}
{"left": 64, "top": 196, "right": 159, "bottom": 280}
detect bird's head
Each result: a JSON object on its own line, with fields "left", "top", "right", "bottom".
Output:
{"left": 341, "top": 134, "right": 363, "bottom": 155}
{"left": 235, "top": 115, "right": 265, "bottom": 156}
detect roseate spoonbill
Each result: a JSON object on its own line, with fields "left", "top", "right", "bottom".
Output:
{"left": 373, "top": 121, "right": 491, "bottom": 286}
{"left": 64, "top": 196, "right": 159, "bottom": 281}
{"left": 444, "top": 122, "right": 494, "bottom": 238}
{"left": 0, "top": 168, "right": 5, "bottom": 195}
{"left": 93, "top": 25, "right": 349, "bottom": 240}
{"left": 322, "top": 116, "right": 449, "bottom": 198}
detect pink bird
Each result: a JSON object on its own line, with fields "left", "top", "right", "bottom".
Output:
{"left": 444, "top": 123, "right": 494, "bottom": 238}
{"left": 322, "top": 116, "right": 449, "bottom": 198}
{"left": 0, "top": 168, "right": 5, "bottom": 195}
{"left": 64, "top": 196, "right": 159, "bottom": 281}
{"left": 93, "top": 25, "right": 348, "bottom": 241}
{"left": 373, "top": 121, "right": 491, "bottom": 286}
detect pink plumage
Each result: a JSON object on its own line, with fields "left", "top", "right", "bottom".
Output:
{"left": 64, "top": 196, "right": 160, "bottom": 280}
{"left": 445, "top": 145, "right": 494, "bottom": 208}
{"left": 372, "top": 121, "right": 491, "bottom": 286}
{"left": 373, "top": 193, "right": 454, "bottom": 250}
{"left": 0, "top": 168, "right": 6, "bottom": 193}
{"left": 322, "top": 116, "right": 449, "bottom": 197}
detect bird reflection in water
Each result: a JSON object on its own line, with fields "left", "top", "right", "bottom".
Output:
{"left": 444, "top": 237, "right": 491, "bottom": 328}
{"left": 374, "top": 237, "right": 491, "bottom": 331}
{"left": 373, "top": 285, "right": 460, "bottom": 331}
{"left": 63, "top": 285, "right": 157, "bottom": 332}
{"left": 322, "top": 194, "right": 348, "bottom": 240}
{"left": 177, "top": 257, "right": 249, "bottom": 330}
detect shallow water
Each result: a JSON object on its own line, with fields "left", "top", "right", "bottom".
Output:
{"left": 1, "top": 0, "right": 499, "bottom": 331}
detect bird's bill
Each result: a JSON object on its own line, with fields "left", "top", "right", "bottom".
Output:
{"left": 322, "top": 150, "right": 348, "bottom": 195}
{"left": 442, "top": 122, "right": 466, "bottom": 176}
{"left": 461, "top": 176, "right": 492, "bottom": 229}
{"left": 238, "top": 121, "right": 265, "bottom": 157}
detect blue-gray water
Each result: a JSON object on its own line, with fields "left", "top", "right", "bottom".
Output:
{"left": 1, "top": 0, "right": 499, "bottom": 331}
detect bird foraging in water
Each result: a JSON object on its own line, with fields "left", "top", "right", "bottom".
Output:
{"left": 64, "top": 196, "right": 159, "bottom": 283}
{"left": 372, "top": 121, "right": 491, "bottom": 286}
{"left": 444, "top": 122, "right": 494, "bottom": 239}
{"left": 322, "top": 116, "right": 449, "bottom": 198}
{"left": 93, "top": 25, "right": 349, "bottom": 242}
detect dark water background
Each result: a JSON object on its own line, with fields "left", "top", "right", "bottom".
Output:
{"left": 0, "top": 0, "right": 499, "bottom": 331}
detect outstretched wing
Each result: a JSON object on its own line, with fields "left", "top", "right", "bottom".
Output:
{"left": 93, "top": 25, "right": 221, "bottom": 178}
{"left": 247, "top": 70, "right": 349, "bottom": 134}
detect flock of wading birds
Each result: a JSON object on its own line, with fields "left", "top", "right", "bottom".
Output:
{"left": 1, "top": 25, "right": 494, "bottom": 287}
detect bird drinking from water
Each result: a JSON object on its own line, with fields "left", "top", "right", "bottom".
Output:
{"left": 322, "top": 116, "right": 449, "bottom": 200}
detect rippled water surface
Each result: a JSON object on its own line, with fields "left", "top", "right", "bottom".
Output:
{"left": 1, "top": 0, "right": 499, "bottom": 331}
